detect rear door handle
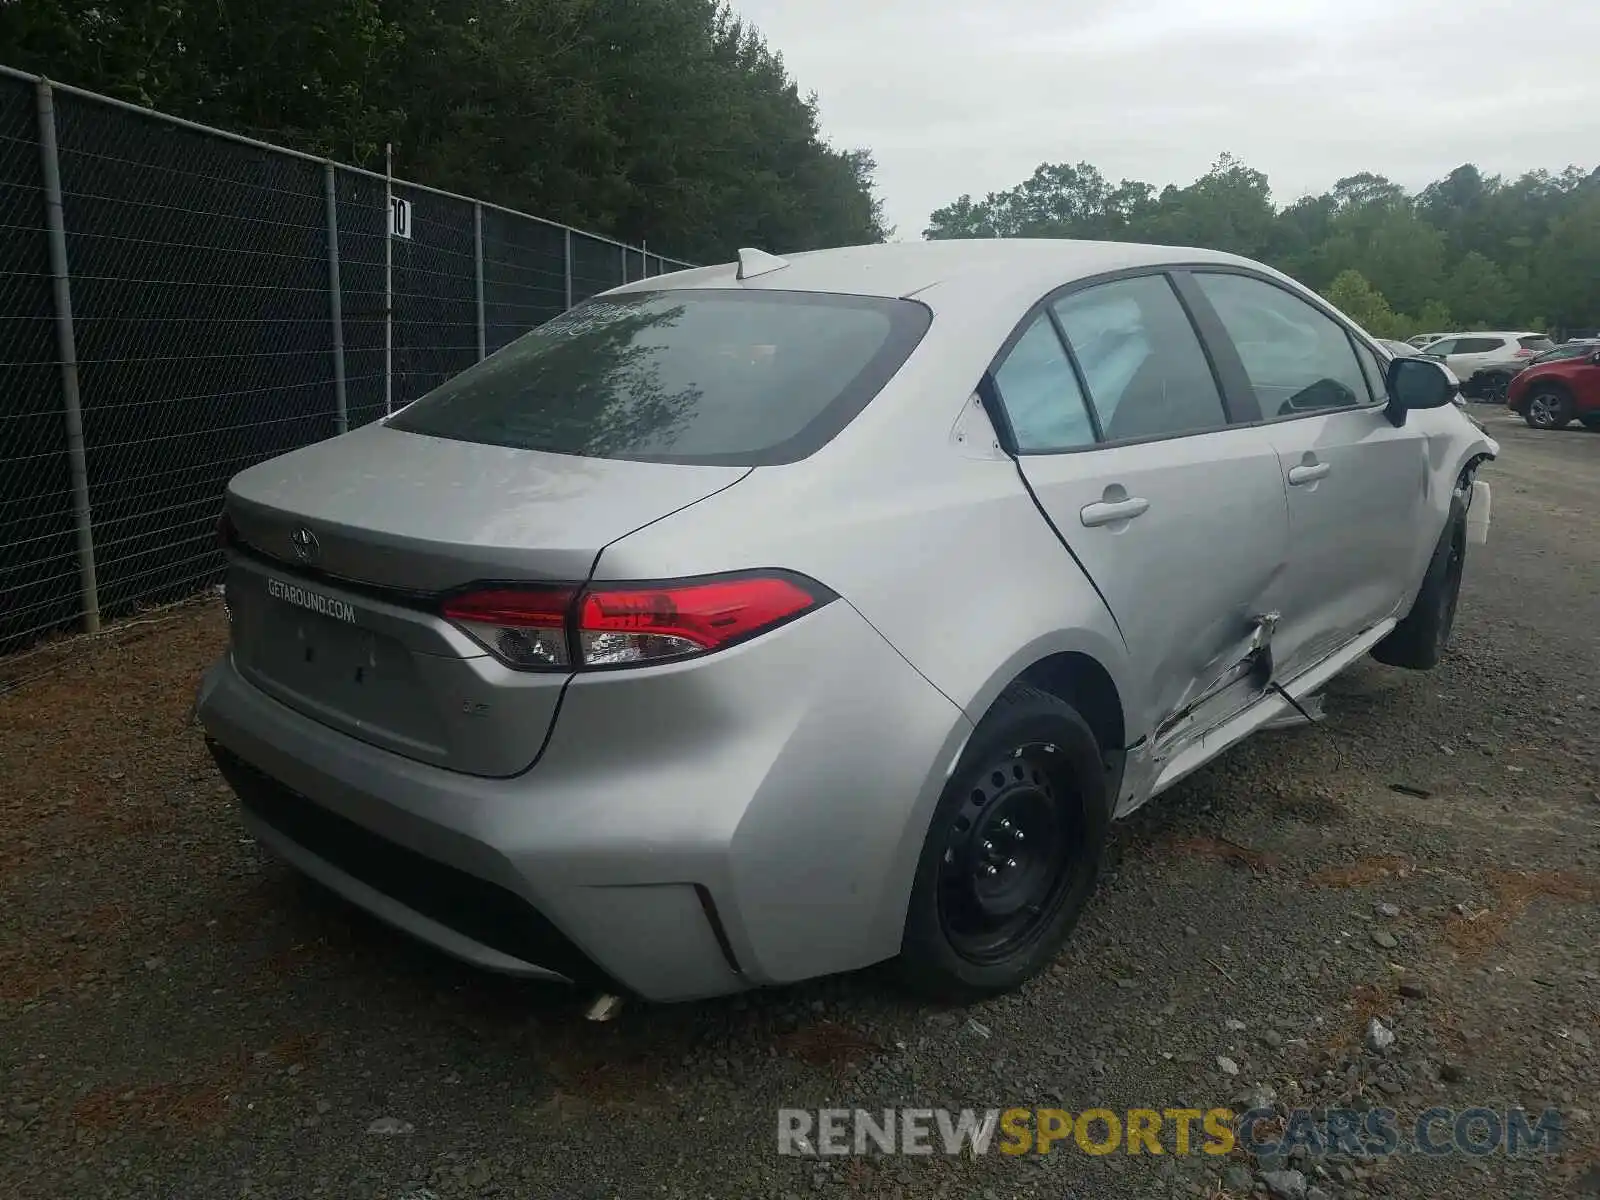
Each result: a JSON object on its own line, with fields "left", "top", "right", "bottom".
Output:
{"left": 1287, "top": 462, "right": 1331, "bottom": 486}
{"left": 1079, "top": 497, "right": 1150, "bottom": 527}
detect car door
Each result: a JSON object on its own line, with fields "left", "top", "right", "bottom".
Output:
{"left": 1450, "top": 336, "right": 1509, "bottom": 379}
{"left": 988, "top": 271, "right": 1292, "bottom": 745}
{"left": 1561, "top": 349, "right": 1600, "bottom": 416}
{"left": 1186, "top": 270, "right": 1429, "bottom": 675}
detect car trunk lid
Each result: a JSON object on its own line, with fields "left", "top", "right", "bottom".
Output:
{"left": 222, "top": 422, "right": 747, "bottom": 775}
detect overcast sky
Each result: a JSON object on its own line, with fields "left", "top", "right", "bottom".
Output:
{"left": 731, "top": 0, "right": 1600, "bottom": 239}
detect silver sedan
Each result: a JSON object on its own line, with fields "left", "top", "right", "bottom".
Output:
{"left": 197, "top": 239, "right": 1498, "bottom": 1003}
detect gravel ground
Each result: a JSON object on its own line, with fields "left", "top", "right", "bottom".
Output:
{"left": 2, "top": 407, "right": 1597, "bottom": 1200}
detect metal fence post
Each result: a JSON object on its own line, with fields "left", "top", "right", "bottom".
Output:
{"left": 323, "top": 162, "right": 348, "bottom": 433}
{"left": 619, "top": 241, "right": 627, "bottom": 285}
{"left": 35, "top": 79, "right": 101, "bottom": 633}
{"left": 383, "top": 141, "right": 393, "bottom": 416}
{"left": 473, "top": 200, "right": 486, "bottom": 360}
{"left": 563, "top": 227, "right": 573, "bottom": 310}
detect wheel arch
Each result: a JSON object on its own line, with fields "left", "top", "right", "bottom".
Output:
{"left": 1528, "top": 376, "right": 1573, "bottom": 399}
{"left": 958, "top": 629, "right": 1135, "bottom": 760}
{"left": 1015, "top": 652, "right": 1126, "bottom": 762}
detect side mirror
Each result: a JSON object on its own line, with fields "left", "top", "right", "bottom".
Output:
{"left": 1384, "top": 357, "right": 1458, "bottom": 427}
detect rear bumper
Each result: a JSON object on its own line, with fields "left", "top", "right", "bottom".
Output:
{"left": 197, "top": 598, "right": 970, "bottom": 1001}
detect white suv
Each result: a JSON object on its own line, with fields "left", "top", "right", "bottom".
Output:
{"left": 1422, "top": 332, "right": 1555, "bottom": 399}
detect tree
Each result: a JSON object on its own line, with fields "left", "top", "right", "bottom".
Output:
{"left": 923, "top": 154, "right": 1600, "bottom": 331}
{"left": 0, "top": 0, "right": 887, "bottom": 261}
{"left": 1413, "top": 299, "right": 1455, "bottom": 335}
{"left": 1143, "top": 153, "right": 1275, "bottom": 257}
{"left": 923, "top": 161, "right": 1156, "bottom": 240}
{"left": 1533, "top": 193, "right": 1600, "bottom": 334}
{"left": 1445, "top": 253, "right": 1517, "bottom": 329}
{"left": 1324, "top": 270, "right": 1398, "bottom": 337}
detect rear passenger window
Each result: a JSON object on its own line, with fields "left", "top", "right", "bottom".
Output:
{"left": 1050, "top": 275, "right": 1227, "bottom": 442}
{"left": 1193, "top": 273, "right": 1371, "bottom": 416}
{"left": 992, "top": 314, "right": 1097, "bottom": 452}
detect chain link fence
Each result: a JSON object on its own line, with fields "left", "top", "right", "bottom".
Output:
{"left": 0, "top": 66, "right": 693, "bottom": 656}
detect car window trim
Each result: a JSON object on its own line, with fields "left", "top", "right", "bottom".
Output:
{"left": 983, "top": 265, "right": 1241, "bottom": 458}
{"left": 1349, "top": 336, "right": 1389, "bottom": 404}
{"left": 1166, "top": 270, "right": 1262, "bottom": 423}
{"left": 1041, "top": 304, "right": 1107, "bottom": 444}
{"left": 1179, "top": 266, "right": 1389, "bottom": 425}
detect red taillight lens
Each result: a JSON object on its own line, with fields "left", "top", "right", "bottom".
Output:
{"left": 578, "top": 575, "right": 823, "bottom": 667}
{"left": 1514, "top": 348, "right": 1535, "bottom": 357}
{"left": 442, "top": 586, "right": 576, "bottom": 669}
{"left": 441, "top": 573, "right": 829, "bottom": 671}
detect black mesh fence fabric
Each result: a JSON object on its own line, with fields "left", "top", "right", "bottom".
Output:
{"left": 389, "top": 182, "right": 478, "bottom": 409}
{"left": 569, "top": 231, "right": 628, "bottom": 304}
{"left": 482, "top": 208, "right": 566, "bottom": 354}
{"left": 54, "top": 93, "right": 334, "bottom": 622}
{"left": 0, "top": 69, "right": 691, "bottom": 655}
{"left": 335, "top": 167, "right": 388, "bottom": 431}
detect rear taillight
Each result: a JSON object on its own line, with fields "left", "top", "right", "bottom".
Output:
{"left": 442, "top": 586, "right": 577, "bottom": 669}
{"left": 1514, "top": 348, "right": 1536, "bottom": 357}
{"left": 442, "top": 572, "right": 832, "bottom": 671}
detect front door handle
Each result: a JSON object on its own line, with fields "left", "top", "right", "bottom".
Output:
{"left": 1080, "top": 496, "right": 1150, "bottom": 527}
{"left": 1287, "top": 461, "right": 1331, "bottom": 486}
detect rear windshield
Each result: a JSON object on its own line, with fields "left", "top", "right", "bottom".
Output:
{"left": 1519, "top": 336, "right": 1555, "bottom": 350}
{"left": 387, "top": 289, "right": 931, "bottom": 465}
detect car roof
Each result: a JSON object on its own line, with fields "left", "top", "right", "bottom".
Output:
{"left": 1442, "top": 331, "right": 1545, "bottom": 339}
{"left": 621, "top": 239, "right": 1276, "bottom": 302}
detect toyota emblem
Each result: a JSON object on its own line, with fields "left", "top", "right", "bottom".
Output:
{"left": 289, "top": 525, "right": 320, "bottom": 562}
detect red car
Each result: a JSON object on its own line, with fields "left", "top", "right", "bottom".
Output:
{"left": 1506, "top": 342, "right": 1600, "bottom": 429}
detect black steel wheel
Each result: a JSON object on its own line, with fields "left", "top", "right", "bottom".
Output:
{"left": 935, "top": 744, "right": 1087, "bottom": 965}
{"left": 899, "top": 683, "right": 1110, "bottom": 1000}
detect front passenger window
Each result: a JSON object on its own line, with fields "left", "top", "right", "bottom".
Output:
{"left": 1194, "top": 272, "right": 1371, "bottom": 416}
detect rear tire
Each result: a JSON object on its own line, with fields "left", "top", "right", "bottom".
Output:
{"left": 1525, "top": 386, "right": 1574, "bottom": 429}
{"left": 1372, "top": 501, "right": 1467, "bottom": 671}
{"left": 897, "top": 683, "right": 1109, "bottom": 1002}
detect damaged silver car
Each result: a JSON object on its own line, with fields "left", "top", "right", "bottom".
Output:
{"left": 197, "top": 239, "right": 1499, "bottom": 1003}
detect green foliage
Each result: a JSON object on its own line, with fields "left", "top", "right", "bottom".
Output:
{"left": 1533, "top": 192, "right": 1600, "bottom": 331}
{"left": 926, "top": 155, "right": 1600, "bottom": 334}
{"left": 1325, "top": 270, "right": 1399, "bottom": 338}
{"left": 1414, "top": 299, "right": 1454, "bottom": 334}
{"left": 0, "top": 0, "right": 887, "bottom": 261}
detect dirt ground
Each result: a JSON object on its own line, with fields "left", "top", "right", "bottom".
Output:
{"left": 2, "top": 407, "right": 1597, "bottom": 1200}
